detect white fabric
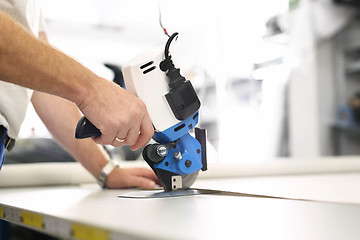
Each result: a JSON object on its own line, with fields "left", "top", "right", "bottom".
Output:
{"left": 0, "top": 0, "right": 45, "bottom": 138}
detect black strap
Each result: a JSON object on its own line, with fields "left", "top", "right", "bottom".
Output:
{"left": 0, "top": 126, "right": 15, "bottom": 151}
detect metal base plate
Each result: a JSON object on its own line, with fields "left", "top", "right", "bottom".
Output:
{"left": 118, "top": 188, "right": 312, "bottom": 201}
{"left": 118, "top": 189, "right": 200, "bottom": 199}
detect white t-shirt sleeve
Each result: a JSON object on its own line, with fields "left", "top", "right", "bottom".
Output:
{"left": 0, "top": 0, "right": 42, "bottom": 138}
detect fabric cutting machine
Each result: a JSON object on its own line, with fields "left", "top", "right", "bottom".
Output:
{"left": 76, "top": 33, "right": 207, "bottom": 191}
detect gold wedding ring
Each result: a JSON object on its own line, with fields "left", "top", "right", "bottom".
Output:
{"left": 115, "top": 137, "right": 125, "bottom": 143}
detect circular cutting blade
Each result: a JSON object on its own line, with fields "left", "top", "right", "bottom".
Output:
{"left": 181, "top": 170, "right": 200, "bottom": 189}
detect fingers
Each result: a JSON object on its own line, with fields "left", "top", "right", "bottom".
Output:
{"left": 131, "top": 176, "right": 156, "bottom": 189}
{"left": 109, "top": 118, "right": 142, "bottom": 148}
{"left": 136, "top": 167, "right": 159, "bottom": 181}
{"left": 78, "top": 80, "right": 153, "bottom": 149}
{"left": 106, "top": 168, "right": 159, "bottom": 189}
{"left": 131, "top": 114, "right": 154, "bottom": 151}
{"left": 92, "top": 111, "right": 153, "bottom": 150}
{"left": 110, "top": 128, "right": 129, "bottom": 147}
{"left": 128, "top": 168, "right": 159, "bottom": 189}
{"left": 125, "top": 127, "right": 140, "bottom": 146}
{"left": 138, "top": 168, "right": 161, "bottom": 185}
{"left": 92, "top": 121, "right": 124, "bottom": 146}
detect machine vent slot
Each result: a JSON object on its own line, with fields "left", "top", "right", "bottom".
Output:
{"left": 143, "top": 66, "right": 156, "bottom": 74}
{"left": 174, "top": 124, "right": 185, "bottom": 132}
{"left": 140, "top": 61, "right": 154, "bottom": 69}
{"left": 193, "top": 112, "right": 199, "bottom": 120}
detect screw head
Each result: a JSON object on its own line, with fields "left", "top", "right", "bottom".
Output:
{"left": 185, "top": 160, "right": 192, "bottom": 167}
{"left": 174, "top": 151, "right": 182, "bottom": 160}
{"left": 156, "top": 145, "right": 168, "bottom": 157}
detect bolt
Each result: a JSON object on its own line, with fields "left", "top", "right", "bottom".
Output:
{"left": 156, "top": 145, "right": 168, "bottom": 157}
{"left": 185, "top": 160, "right": 192, "bottom": 167}
{"left": 174, "top": 151, "right": 182, "bottom": 160}
{"left": 197, "top": 149, "right": 201, "bottom": 154}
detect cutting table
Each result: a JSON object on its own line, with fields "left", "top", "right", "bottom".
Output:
{"left": 2, "top": 157, "right": 360, "bottom": 240}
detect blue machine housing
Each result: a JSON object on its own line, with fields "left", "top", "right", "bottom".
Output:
{"left": 152, "top": 112, "right": 202, "bottom": 175}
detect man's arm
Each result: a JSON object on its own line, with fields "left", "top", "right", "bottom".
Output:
{"left": 0, "top": 10, "right": 153, "bottom": 150}
{"left": 31, "top": 91, "right": 158, "bottom": 189}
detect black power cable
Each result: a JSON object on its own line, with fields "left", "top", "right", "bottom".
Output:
{"left": 160, "top": 32, "right": 185, "bottom": 89}
{"left": 159, "top": 32, "right": 201, "bottom": 121}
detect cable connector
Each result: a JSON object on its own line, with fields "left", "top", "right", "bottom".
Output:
{"left": 160, "top": 33, "right": 185, "bottom": 89}
{"left": 160, "top": 33, "right": 201, "bottom": 121}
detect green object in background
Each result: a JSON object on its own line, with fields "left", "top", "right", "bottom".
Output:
{"left": 289, "top": 0, "right": 300, "bottom": 10}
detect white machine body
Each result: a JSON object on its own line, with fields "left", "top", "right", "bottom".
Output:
{"left": 122, "top": 49, "right": 180, "bottom": 132}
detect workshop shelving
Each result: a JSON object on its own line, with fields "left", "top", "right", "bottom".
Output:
{"left": 333, "top": 17, "right": 360, "bottom": 155}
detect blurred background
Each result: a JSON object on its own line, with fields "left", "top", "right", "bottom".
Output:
{"left": 10, "top": 0, "right": 360, "bottom": 164}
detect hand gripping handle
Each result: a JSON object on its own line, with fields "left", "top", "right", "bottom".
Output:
{"left": 75, "top": 116, "right": 101, "bottom": 139}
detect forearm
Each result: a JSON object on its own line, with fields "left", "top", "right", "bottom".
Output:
{"left": 31, "top": 91, "right": 109, "bottom": 178}
{"left": 32, "top": 91, "right": 160, "bottom": 189}
{"left": 0, "top": 10, "right": 99, "bottom": 106}
{"left": 1, "top": 10, "right": 154, "bottom": 149}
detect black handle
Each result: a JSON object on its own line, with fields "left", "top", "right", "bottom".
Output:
{"left": 75, "top": 116, "right": 101, "bottom": 139}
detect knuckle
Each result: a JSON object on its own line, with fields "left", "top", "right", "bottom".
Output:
{"left": 131, "top": 101, "right": 146, "bottom": 116}
{"left": 130, "top": 106, "right": 141, "bottom": 117}
{"left": 138, "top": 101, "right": 146, "bottom": 111}
{"left": 119, "top": 116, "right": 130, "bottom": 127}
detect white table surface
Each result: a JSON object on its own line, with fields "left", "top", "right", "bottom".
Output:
{"left": 2, "top": 173, "right": 360, "bottom": 240}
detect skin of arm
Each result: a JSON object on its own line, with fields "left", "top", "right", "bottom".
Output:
{"left": 25, "top": 29, "right": 159, "bottom": 188}
{"left": 32, "top": 91, "right": 158, "bottom": 188}
{"left": 0, "top": 10, "right": 154, "bottom": 150}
